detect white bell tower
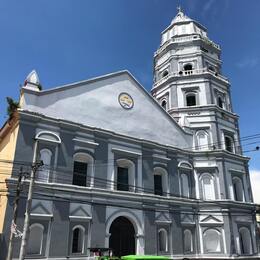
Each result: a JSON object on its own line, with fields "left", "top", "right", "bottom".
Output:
{"left": 152, "top": 7, "right": 241, "bottom": 154}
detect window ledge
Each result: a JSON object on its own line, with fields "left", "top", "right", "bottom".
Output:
{"left": 69, "top": 215, "right": 92, "bottom": 221}
{"left": 30, "top": 213, "right": 53, "bottom": 219}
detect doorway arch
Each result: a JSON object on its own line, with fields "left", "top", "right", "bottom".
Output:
{"left": 109, "top": 216, "right": 135, "bottom": 257}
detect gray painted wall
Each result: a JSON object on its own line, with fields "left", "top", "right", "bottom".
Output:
{"left": 21, "top": 72, "right": 192, "bottom": 149}
{"left": 1, "top": 116, "right": 258, "bottom": 259}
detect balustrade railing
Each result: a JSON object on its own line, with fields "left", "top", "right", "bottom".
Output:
{"left": 153, "top": 68, "right": 228, "bottom": 88}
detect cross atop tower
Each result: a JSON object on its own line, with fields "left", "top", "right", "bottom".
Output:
{"left": 176, "top": 5, "right": 185, "bottom": 18}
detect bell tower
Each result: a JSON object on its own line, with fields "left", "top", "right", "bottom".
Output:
{"left": 152, "top": 8, "right": 241, "bottom": 154}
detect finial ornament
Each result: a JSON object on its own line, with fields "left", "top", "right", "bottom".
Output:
{"left": 177, "top": 5, "right": 182, "bottom": 13}
{"left": 23, "top": 70, "right": 42, "bottom": 91}
{"left": 176, "top": 5, "right": 184, "bottom": 17}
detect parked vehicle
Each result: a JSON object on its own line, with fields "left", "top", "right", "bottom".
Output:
{"left": 121, "top": 255, "right": 170, "bottom": 260}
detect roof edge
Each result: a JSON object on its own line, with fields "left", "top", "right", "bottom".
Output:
{"left": 21, "top": 70, "right": 132, "bottom": 95}
{"left": 20, "top": 69, "right": 192, "bottom": 136}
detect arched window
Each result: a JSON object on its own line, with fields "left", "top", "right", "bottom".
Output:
{"left": 183, "top": 63, "right": 193, "bottom": 74}
{"left": 186, "top": 93, "right": 196, "bottom": 106}
{"left": 154, "top": 167, "right": 168, "bottom": 196}
{"left": 201, "top": 174, "right": 215, "bottom": 200}
{"left": 232, "top": 177, "right": 244, "bottom": 201}
{"left": 218, "top": 96, "right": 223, "bottom": 108}
{"left": 203, "top": 229, "right": 221, "bottom": 253}
{"left": 162, "top": 70, "right": 169, "bottom": 77}
{"left": 239, "top": 227, "right": 253, "bottom": 255}
{"left": 179, "top": 162, "right": 192, "bottom": 169}
{"left": 158, "top": 229, "right": 168, "bottom": 252}
{"left": 196, "top": 130, "right": 209, "bottom": 150}
{"left": 72, "top": 226, "right": 85, "bottom": 254}
{"left": 116, "top": 159, "right": 135, "bottom": 192}
{"left": 208, "top": 66, "right": 215, "bottom": 72}
{"left": 181, "top": 173, "right": 189, "bottom": 198}
{"left": 37, "top": 149, "right": 52, "bottom": 182}
{"left": 183, "top": 229, "right": 193, "bottom": 253}
{"left": 224, "top": 135, "right": 234, "bottom": 153}
{"left": 27, "top": 224, "right": 44, "bottom": 255}
{"left": 179, "top": 162, "right": 192, "bottom": 198}
{"left": 73, "top": 153, "right": 94, "bottom": 187}
{"left": 161, "top": 100, "right": 167, "bottom": 110}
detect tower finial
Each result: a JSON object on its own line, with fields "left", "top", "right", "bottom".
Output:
{"left": 176, "top": 5, "right": 184, "bottom": 17}
{"left": 177, "top": 5, "right": 182, "bottom": 13}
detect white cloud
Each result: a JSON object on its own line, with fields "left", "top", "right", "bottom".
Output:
{"left": 249, "top": 169, "right": 260, "bottom": 204}
{"left": 236, "top": 57, "right": 259, "bottom": 68}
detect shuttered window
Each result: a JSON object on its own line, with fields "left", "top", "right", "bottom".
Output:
{"left": 154, "top": 175, "right": 163, "bottom": 195}
{"left": 117, "top": 167, "right": 129, "bottom": 191}
{"left": 73, "top": 161, "right": 88, "bottom": 186}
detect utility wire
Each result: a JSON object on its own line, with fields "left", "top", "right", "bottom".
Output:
{"left": 0, "top": 133, "right": 260, "bottom": 164}
{"left": 0, "top": 165, "right": 257, "bottom": 217}
{"left": 1, "top": 169, "right": 258, "bottom": 208}
{"left": 0, "top": 136, "right": 259, "bottom": 172}
{"left": 0, "top": 187, "right": 256, "bottom": 218}
{"left": 0, "top": 143, "right": 259, "bottom": 172}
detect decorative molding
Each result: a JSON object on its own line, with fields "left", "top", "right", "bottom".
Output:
{"left": 152, "top": 155, "right": 171, "bottom": 161}
{"left": 35, "top": 130, "right": 61, "bottom": 143}
{"left": 69, "top": 216, "right": 92, "bottom": 221}
{"left": 73, "top": 138, "right": 99, "bottom": 148}
{"left": 155, "top": 220, "right": 172, "bottom": 225}
{"left": 229, "top": 168, "right": 246, "bottom": 175}
{"left": 194, "top": 165, "right": 218, "bottom": 169}
{"left": 30, "top": 213, "right": 53, "bottom": 219}
{"left": 200, "top": 215, "right": 223, "bottom": 225}
{"left": 111, "top": 147, "right": 141, "bottom": 157}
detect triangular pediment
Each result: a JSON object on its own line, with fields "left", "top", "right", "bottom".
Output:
{"left": 155, "top": 211, "right": 171, "bottom": 223}
{"left": 200, "top": 215, "right": 222, "bottom": 224}
{"left": 69, "top": 203, "right": 92, "bottom": 217}
{"left": 21, "top": 71, "right": 192, "bottom": 148}
{"left": 31, "top": 200, "right": 52, "bottom": 215}
{"left": 181, "top": 213, "right": 194, "bottom": 223}
{"left": 70, "top": 206, "right": 91, "bottom": 218}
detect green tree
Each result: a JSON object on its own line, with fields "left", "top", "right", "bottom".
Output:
{"left": 6, "top": 97, "right": 19, "bottom": 118}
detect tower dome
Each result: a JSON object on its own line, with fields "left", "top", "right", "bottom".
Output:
{"left": 170, "top": 6, "right": 192, "bottom": 24}
{"left": 161, "top": 7, "right": 208, "bottom": 45}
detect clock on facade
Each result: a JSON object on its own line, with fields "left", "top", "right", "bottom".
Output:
{"left": 118, "top": 92, "right": 134, "bottom": 109}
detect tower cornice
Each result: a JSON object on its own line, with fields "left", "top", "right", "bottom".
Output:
{"left": 154, "top": 34, "right": 221, "bottom": 58}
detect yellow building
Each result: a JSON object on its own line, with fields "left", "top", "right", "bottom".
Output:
{"left": 0, "top": 114, "right": 20, "bottom": 233}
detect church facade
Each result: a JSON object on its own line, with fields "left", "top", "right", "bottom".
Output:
{"left": 0, "top": 9, "right": 259, "bottom": 260}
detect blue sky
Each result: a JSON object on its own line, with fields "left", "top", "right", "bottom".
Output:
{"left": 1, "top": 0, "right": 260, "bottom": 173}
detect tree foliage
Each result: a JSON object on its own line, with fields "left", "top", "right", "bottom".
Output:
{"left": 6, "top": 97, "right": 19, "bottom": 117}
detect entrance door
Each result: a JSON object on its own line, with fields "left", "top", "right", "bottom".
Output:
{"left": 109, "top": 216, "right": 135, "bottom": 257}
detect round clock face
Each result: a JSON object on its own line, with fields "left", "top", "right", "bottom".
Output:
{"left": 118, "top": 92, "right": 134, "bottom": 110}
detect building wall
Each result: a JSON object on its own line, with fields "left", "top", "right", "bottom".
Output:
{"left": 0, "top": 113, "right": 257, "bottom": 259}
{"left": 0, "top": 116, "right": 19, "bottom": 233}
